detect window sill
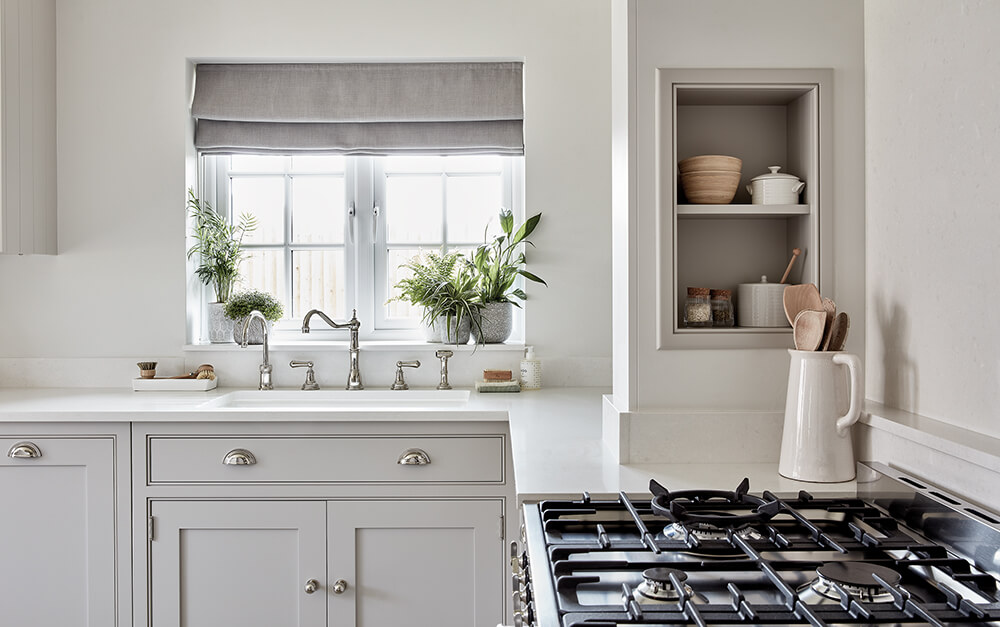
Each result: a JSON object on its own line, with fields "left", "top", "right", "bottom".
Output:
{"left": 185, "top": 340, "right": 526, "bottom": 353}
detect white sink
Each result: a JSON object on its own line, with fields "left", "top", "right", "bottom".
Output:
{"left": 200, "top": 389, "right": 470, "bottom": 409}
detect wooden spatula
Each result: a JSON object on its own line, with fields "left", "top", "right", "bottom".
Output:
{"left": 827, "top": 312, "right": 850, "bottom": 351}
{"left": 783, "top": 283, "right": 823, "bottom": 327}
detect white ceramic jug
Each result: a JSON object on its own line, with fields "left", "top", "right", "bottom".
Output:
{"left": 778, "top": 350, "right": 863, "bottom": 482}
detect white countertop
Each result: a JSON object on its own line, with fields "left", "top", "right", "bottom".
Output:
{"left": 0, "top": 386, "right": 856, "bottom": 501}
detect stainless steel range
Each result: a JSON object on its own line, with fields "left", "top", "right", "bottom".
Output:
{"left": 515, "top": 463, "right": 1000, "bottom": 626}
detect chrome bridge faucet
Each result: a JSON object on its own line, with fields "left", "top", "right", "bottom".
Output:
{"left": 301, "top": 308, "right": 363, "bottom": 390}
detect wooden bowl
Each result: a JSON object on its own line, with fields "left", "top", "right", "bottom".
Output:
{"left": 679, "top": 170, "right": 741, "bottom": 204}
{"left": 678, "top": 155, "right": 742, "bottom": 174}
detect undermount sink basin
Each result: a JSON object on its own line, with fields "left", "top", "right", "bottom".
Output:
{"left": 200, "top": 389, "right": 470, "bottom": 409}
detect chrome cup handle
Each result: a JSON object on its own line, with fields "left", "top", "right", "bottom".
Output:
{"left": 396, "top": 448, "right": 431, "bottom": 466}
{"left": 7, "top": 441, "right": 42, "bottom": 459}
{"left": 223, "top": 449, "right": 257, "bottom": 466}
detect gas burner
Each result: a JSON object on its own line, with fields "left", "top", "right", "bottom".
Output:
{"left": 798, "top": 562, "right": 902, "bottom": 605}
{"left": 649, "top": 478, "right": 782, "bottom": 530}
{"left": 661, "top": 519, "right": 765, "bottom": 543}
{"left": 633, "top": 567, "right": 694, "bottom": 602}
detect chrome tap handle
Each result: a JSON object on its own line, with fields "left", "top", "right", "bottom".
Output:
{"left": 434, "top": 349, "right": 453, "bottom": 390}
{"left": 290, "top": 360, "right": 320, "bottom": 390}
{"left": 390, "top": 360, "right": 420, "bottom": 390}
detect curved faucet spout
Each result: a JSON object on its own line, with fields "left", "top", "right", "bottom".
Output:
{"left": 240, "top": 310, "right": 273, "bottom": 390}
{"left": 300, "top": 309, "right": 363, "bottom": 390}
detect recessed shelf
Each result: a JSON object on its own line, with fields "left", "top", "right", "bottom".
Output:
{"left": 677, "top": 204, "right": 809, "bottom": 219}
{"left": 675, "top": 327, "right": 791, "bottom": 334}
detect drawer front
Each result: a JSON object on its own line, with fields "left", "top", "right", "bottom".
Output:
{"left": 148, "top": 435, "right": 505, "bottom": 484}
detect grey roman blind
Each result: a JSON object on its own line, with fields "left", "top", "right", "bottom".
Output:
{"left": 191, "top": 62, "right": 524, "bottom": 155}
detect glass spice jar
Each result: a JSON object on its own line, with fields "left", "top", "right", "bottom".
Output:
{"left": 684, "top": 287, "right": 712, "bottom": 328}
{"left": 710, "top": 289, "right": 735, "bottom": 327}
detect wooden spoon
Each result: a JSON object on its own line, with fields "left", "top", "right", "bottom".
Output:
{"left": 820, "top": 297, "right": 837, "bottom": 350}
{"left": 793, "top": 308, "right": 826, "bottom": 351}
{"left": 782, "top": 283, "right": 823, "bottom": 326}
{"left": 779, "top": 248, "right": 802, "bottom": 284}
{"left": 827, "top": 312, "right": 850, "bottom": 351}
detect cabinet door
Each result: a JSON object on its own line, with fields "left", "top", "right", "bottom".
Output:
{"left": 149, "top": 500, "right": 326, "bottom": 627}
{"left": 0, "top": 437, "right": 117, "bottom": 626}
{"left": 328, "top": 500, "right": 504, "bottom": 627}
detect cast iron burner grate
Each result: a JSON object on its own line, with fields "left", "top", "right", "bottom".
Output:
{"left": 525, "top": 478, "right": 1000, "bottom": 626}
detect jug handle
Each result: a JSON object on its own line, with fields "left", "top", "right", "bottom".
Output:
{"left": 833, "top": 353, "right": 864, "bottom": 436}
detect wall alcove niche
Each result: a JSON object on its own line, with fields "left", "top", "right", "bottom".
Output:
{"left": 658, "top": 68, "right": 832, "bottom": 349}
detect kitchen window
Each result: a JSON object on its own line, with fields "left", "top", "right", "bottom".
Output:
{"left": 199, "top": 152, "right": 522, "bottom": 339}
{"left": 189, "top": 61, "right": 524, "bottom": 343}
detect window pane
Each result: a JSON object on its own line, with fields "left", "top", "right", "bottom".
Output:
{"left": 238, "top": 249, "right": 287, "bottom": 318}
{"left": 385, "top": 155, "right": 445, "bottom": 173}
{"left": 443, "top": 155, "right": 502, "bottom": 173}
{"left": 386, "top": 175, "right": 443, "bottom": 243}
{"left": 446, "top": 175, "right": 502, "bottom": 243}
{"left": 232, "top": 177, "right": 285, "bottom": 244}
{"left": 293, "top": 250, "right": 345, "bottom": 320}
{"left": 231, "top": 155, "right": 287, "bottom": 172}
{"left": 291, "top": 155, "right": 345, "bottom": 173}
{"left": 385, "top": 248, "right": 426, "bottom": 320}
{"left": 292, "top": 176, "right": 345, "bottom": 244}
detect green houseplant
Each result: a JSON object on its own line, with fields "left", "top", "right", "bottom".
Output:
{"left": 469, "top": 208, "right": 547, "bottom": 343}
{"left": 390, "top": 250, "right": 482, "bottom": 344}
{"left": 186, "top": 188, "right": 258, "bottom": 343}
{"left": 225, "top": 289, "right": 284, "bottom": 345}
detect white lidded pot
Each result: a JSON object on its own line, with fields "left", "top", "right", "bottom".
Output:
{"left": 737, "top": 275, "right": 789, "bottom": 327}
{"left": 746, "top": 166, "right": 805, "bottom": 205}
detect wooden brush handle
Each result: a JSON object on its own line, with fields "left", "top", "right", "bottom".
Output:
{"left": 779, "top": 248, "right": 802, "bottom": 284}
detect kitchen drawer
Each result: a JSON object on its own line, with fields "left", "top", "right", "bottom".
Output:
{"left": 146, "top": 435, "right": 505, "bottom": 484}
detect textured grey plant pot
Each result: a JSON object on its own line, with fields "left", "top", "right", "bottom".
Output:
{"left": 207, "top": 302, "right": 235, "bottom": 343}
{"left": 440, "top": 315, "right": 471, "bottom": 345}
{"left": 471, "top": 301, "right": 513, "bottom": 344}
{"left": 232, "top": 316, "right": 272, "bottom": 345}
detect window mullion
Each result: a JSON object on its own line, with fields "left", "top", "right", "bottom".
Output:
{"left": 284, "top": 162, "right": 294, "bottom": 319}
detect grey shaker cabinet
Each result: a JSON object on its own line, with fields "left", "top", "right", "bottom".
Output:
{"left": 0, "top": 424, "right": 131, "bottom": 627}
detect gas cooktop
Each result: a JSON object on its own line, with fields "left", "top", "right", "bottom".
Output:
{"left": 516, "top": 462, "right": 1000, "bottom": 626}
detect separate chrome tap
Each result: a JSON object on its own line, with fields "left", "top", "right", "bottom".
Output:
{"left": 240, "top": 310, "right": 273, "bottom": 390}
{"left": 390, "top": 360, "right": 420, "bottom": 390}
{"left": 301, "top": 308, "right": 363, "bottom": 390}
{"left": 435, "top": 349, "right": 453, "bottom": 390}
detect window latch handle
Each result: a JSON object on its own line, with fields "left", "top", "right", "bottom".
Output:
{"left": 347, "top": 201, "right": 356, "bottom": 244}
{"left": 372, "top": 202, "right": 380, "bottom": 241}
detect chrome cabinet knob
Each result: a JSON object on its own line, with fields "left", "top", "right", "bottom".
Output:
{"left": 7, "top": 441, "right": 42, "bottom": 459}
{"left": 396, "top": 448, "right": 431, "bottom": 466}
{"left": 222, "top": 449, "right": 257, "bottom": 465}
{"left": 332, "top": 579, "right": 348, "bottom": 594}
{"left": 304, "top": 579, "right": 320, "bottom": 594}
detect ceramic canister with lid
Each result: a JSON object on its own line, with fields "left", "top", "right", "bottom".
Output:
{"left": 737, "top": 275, "right": 789, "bottom": 327}
{"left": 746, "top": 166, "right": 805, "bottom": 205}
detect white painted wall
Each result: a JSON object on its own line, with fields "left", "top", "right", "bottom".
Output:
{"left": 0, "top": 0, "right": 612, "bottom": 386}
{"left": 618, "top": 0, "right": 866, "bottom": 411}
{"left": 865, "top": 0, "right": 1000, "bottom": 439}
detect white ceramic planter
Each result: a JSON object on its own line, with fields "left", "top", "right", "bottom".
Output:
{"left": 207, "top": 303, "right": 235, "bottom": 343}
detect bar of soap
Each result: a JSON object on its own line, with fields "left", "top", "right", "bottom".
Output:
{"left": 483, "top": 369, "right": 513, "bottom": 381}
{"left": 475, "top": 380, "right": 521, "bottom": 393}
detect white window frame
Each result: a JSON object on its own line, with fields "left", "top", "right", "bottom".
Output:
{"left": 196, "top": 154, "right": 524, "bottom": 343}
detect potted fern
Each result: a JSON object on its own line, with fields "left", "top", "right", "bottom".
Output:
{"left": 225, "top": 289, "right": 284, "bottom": 345}
{"left": 390, "top": 250, "right": 482, "bottom": 344}
{"left": 186, "top": 188, "right": 258, "bottom": 342}
{"left": 469, "top": 208, "right": 546, "bottom": 343}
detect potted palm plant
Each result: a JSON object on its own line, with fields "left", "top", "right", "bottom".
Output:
{"left": 186, "top": 188, "right": 258, "bottom": 342}
{"left": 469, "top": 208, "right": 546, "bottom": 343}
{"left": 225, "top": 289, "right": 284, "bottom": 345}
